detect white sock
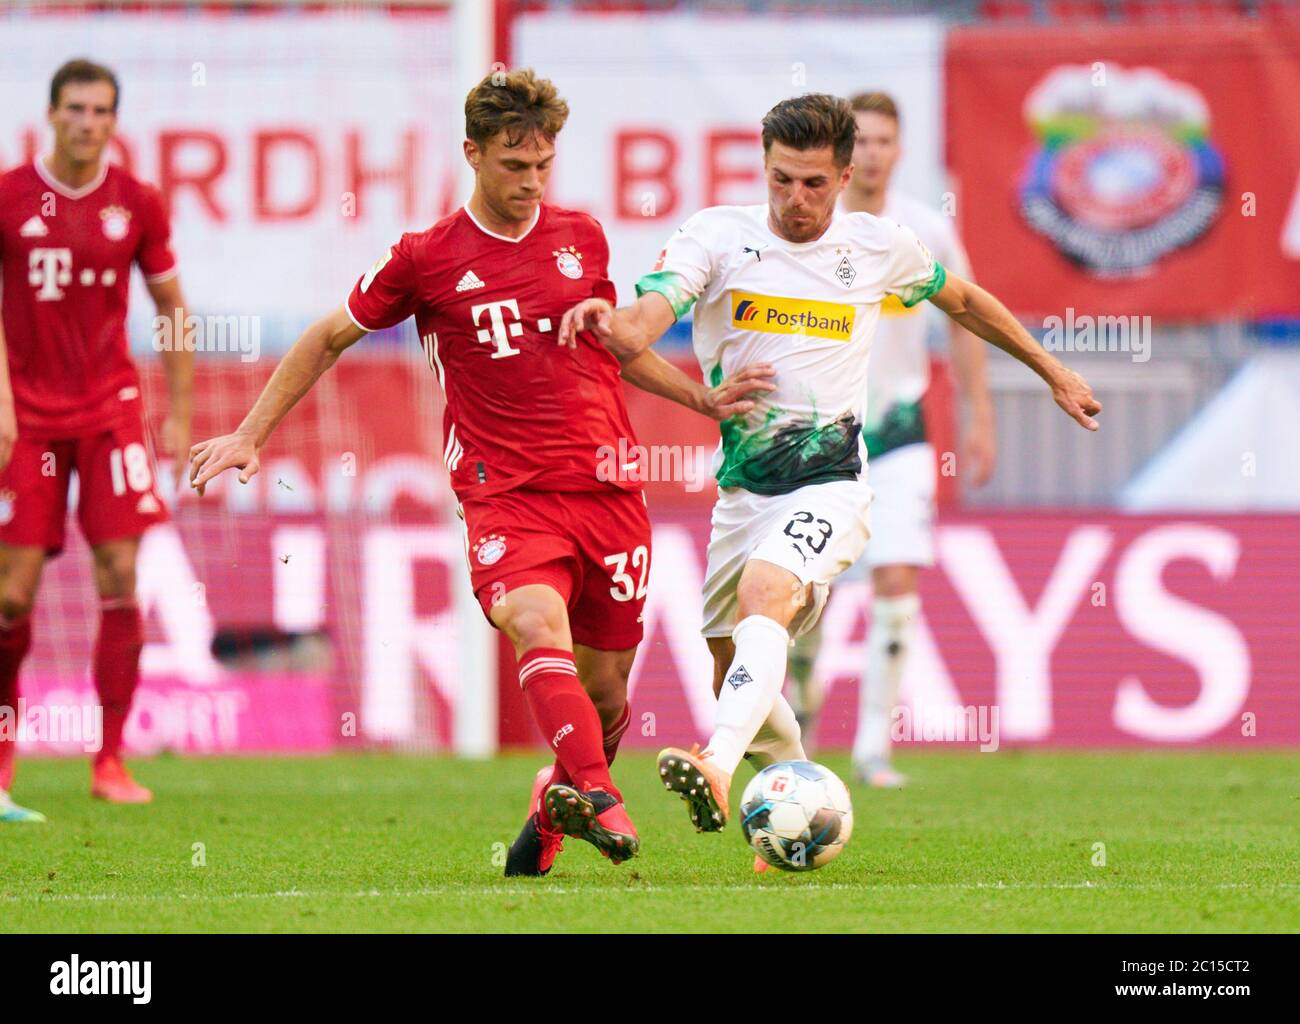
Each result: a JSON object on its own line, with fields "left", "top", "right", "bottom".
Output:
{"left": 746, "top": 693, "right": 806, "bottom": 771}
{"left": 705, "top": 615, "right": 790, "bottom": 776}
{"left": 852, "top": 593, "right": 920, "bottom": 766}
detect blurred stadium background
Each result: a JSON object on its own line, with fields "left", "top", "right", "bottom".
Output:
{"left": 1, "top": 0, "right": 1296, "bottom": 764}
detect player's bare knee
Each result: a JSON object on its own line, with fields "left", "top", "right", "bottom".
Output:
{"left": 872, "top": 564, "right": 918, "bottom": 598}
{"left": 577, "top": 654, "right": 631, "bottom": 726}
{"left": 736, "top": 566, "right": 802, "bottom": 625}
{"left": 0, "top": 593, "right": 35, "bottom": 621}
{"left": 505, "top": 606, "right": 567, "bottom": 652}
{"left": 92, "top": 544, "right": 138, "bottom": 600}
{"left": 590, "top": 688, "right": 627, "bottom": 729}
{"left": 0, "top": 548, "right": 46, "bottom": 610}
{"left": 95, "top": 562, "right": 137, "bottom": 600}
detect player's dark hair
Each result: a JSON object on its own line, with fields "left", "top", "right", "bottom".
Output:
{"left": 849, "top": 91, "right": 901, "bottom": 127}
{"left": 761, "top": 93, "right": 856, "bottom": 168}
{"left": 50, "top": 58, "right": 120, "bottom": 112}
{"left": 464, "top": 68, "right": 569, "bottom": 149}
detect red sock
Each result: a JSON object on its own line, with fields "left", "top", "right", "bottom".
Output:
{"left": 94, "top": 599, "right": 143, "bottom": 766}
{"left": 603, "top": 703, "right": 632, "bottom": 767}
{"left": 519, "top": 648, "right": 617, "bottom": 799}
{"left": 0, "top": 616, "right": 31, "bottom": 791}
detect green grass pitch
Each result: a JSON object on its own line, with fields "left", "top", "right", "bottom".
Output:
{"left": 1, "top": 750, "right": 1296, "bottom": 933}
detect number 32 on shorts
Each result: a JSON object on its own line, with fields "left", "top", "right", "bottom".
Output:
{"left": 604, "top": 545, "right": 650, "bottom": 602}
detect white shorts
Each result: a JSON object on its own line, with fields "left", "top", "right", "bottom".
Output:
{"left": 862, "top": 442, "right": 936, "bottom": 569}
{"left": 700, "top": 478, "right": 873, "bottom": 639}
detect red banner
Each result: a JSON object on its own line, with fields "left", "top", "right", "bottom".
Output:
{"left": 946, "top": 22, "right": 1300, "bottom": 319}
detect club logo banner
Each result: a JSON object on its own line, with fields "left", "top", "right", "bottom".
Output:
{"left": 947, "top": 23, "right": 1300, "bottom": 318}
{"left": 1019, "top": 64, "right": 1226, "bottom": 277}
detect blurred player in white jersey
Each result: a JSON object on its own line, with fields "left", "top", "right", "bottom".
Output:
{"left": 560, "top": 94, "right": 1100, "bottom": 866}
{"left": 787, "top": 92, "right": 997, "bottom": 788}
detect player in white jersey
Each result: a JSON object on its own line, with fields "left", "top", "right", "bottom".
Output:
{"left": 787, "top": 92, "right": 998, "bottom": 788}
{"left": 558, "top": 94, "right": 1100, "bottom": 856}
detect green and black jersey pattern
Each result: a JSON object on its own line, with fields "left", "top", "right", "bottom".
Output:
{"left": 710, "top": 365, "right": 862, "bottom": 495}
{"left": 864, "top": 399, "right": 927, "bottom": 460}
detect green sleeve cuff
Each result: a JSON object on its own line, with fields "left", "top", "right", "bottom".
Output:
{"left": 897, "top": 261, "right": 947, "bottom": 309}
{"left": 634, "top": 270, "right": 698, "bottom": 320}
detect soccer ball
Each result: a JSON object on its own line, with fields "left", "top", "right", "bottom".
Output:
{"left": 739, "top": 760, "right": 853, "bottom": 872}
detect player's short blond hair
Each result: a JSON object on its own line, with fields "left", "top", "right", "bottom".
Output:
{"left": 849, "top": 91, "right": 900, "bottom": 127}
{"left": 464, "top": 68, "right": 569, "bottom": 149}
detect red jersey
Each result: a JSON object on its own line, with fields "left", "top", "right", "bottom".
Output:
{"left": 346, "top": 203, "right": 642, "bottom": 500}
{"left": 0, "top": 159, "right": 177, "bottom": 437}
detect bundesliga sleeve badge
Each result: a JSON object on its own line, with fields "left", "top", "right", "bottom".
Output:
{"left": 553, "top": 245, "right": 584, "bottom": 279}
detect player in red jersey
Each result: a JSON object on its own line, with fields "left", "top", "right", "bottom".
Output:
{"left": 0, "top": 60, "right": 194, "bottom": 821}
{"left": 189, "top": 70, "right": 772, "bottom": 872}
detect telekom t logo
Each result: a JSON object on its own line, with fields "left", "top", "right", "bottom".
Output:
{"left": 471, "top": 298, "right": 523, "bottom": 359}
{"left": 28, "top": 248, "right": 72, "bottom": 301}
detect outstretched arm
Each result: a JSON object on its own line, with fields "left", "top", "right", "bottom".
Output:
{"left": 189, "top": 306, "right": 365, "bottom": 494}
{"left": 929, "top": 274, "right": 1101, "bottom": 431}
{"left": 619, "top": 349, "right": 776, "bottom": 421}
{"left": 557, "top": 291, "right": 678, "bottom": 361}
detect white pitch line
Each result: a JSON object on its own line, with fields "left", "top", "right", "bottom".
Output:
{"left": 3, "top": 881, "right": 1297, "bottom": 904}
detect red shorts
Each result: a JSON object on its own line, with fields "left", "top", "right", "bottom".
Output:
{"left": 0, "top": 405, "right": 168, "bottom": 556}
{"left": 461, "top": 487, "right": 652, "bottom": 651}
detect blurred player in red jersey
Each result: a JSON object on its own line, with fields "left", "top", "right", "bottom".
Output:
{"left": 189, "top": 69, "right": 772, "bottom": 872}
{"left": 0, "top": 60, "right": 194, "bottom": 821}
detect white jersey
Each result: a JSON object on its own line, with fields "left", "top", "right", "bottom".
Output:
{"left": 637, "top": 203, "right": 947, "bottom": 496}
{"left": 858, "top": 190, "right": 971, "bottom": 447}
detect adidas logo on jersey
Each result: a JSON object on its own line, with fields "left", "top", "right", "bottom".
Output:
{"left": 19, "top": 216, "right": 48, "bottom": 238}
{"left": 726, "top": 665, "right": 754, "bottom": 689}
{"left": 455, "top": 270, "right": 485, "bottom": 292}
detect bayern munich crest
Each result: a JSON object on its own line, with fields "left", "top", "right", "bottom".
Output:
{"left": 553, "top": 245, "right": 584, "bottom": 279}
{"left": 1018, "top": 64, "right": 1224, "bottom": 277}
{"left": 100, "top": 205, "right": 132, "bottom": 241}
{"left": 473, "top": 533, "right": 507, "bottom": 566}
